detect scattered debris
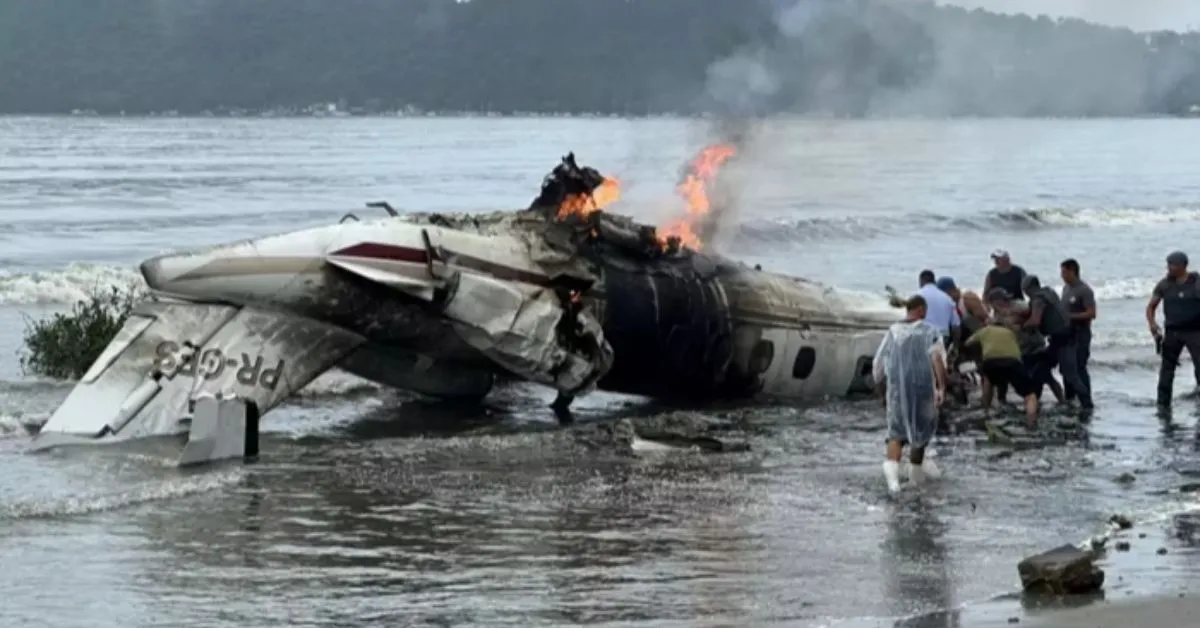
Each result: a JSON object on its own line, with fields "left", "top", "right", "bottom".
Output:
{"left": 1018, "top": 544, "right": 1105, "bottom": 595}
{"left": 1174, "top": 512, "right": 1200, "bottom": 546}
{"left": 1170, "top": 463, "right": 1200, "bottom": 477}
{"left": 1108, "top": 514, "right": 1133, "bottom": 530}
{"left": 570, "top": 415, "right": 750, "bottom": 455}
{"left": 1113, "top": 472, "right": 1137, "bottom": 485}
{"left": 961, "top": 412, "right": 1088, "bottom": 452}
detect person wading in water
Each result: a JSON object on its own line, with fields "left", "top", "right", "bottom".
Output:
{"left": 1147, "top": 251, "right": 1200, "bottom": 410}
{"left": 965, "top": 319, "right": 1039, "bottom": 426}
{"left": 916, "top": 270, "right": 961, "bottom": 349}
{"left": 873, "top": 295, "right": 948, "bottom": 494}
{"left": 983, "top": 249, "right": 1027, "bottom": 303}
{"left": 989, "top": 288, "right": 1065, "bottom": 405}
{"left": 1059, "top": 258, "right": 1096, "bottom": 406}
{"left": 1023, "top": 274, "right": 1093, "bottom": 411}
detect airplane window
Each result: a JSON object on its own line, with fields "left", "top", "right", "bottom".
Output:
{"left": 749, "top": 340, "right": 774, "bottom": 374}
{"left": 792, "top": 346, "right": 816, "bottom": 379}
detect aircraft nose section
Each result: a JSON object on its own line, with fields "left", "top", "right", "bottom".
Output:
{"left": 139, "top": 250, "right": 218, "bottom": 296}
{"left": 139, "top": 255, "right": 168, "bottom": 292}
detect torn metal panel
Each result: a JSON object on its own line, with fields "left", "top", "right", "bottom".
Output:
{"left": 439, "top": 271, "right": 612, "bottom": 396}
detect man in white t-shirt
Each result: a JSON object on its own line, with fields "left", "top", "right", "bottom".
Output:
{"left": 916, "top": 270, "right": 962, "bottom": 347}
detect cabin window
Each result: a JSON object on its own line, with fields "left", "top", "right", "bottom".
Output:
{"left": 858, "top": 356, "right": 873, "bottom": 377}
{"left": 845, "top": 355, "right": 875, "bottom": 395}
{"left": 792, "top": 346, "right": 816, "bottom": 379}
{"left": 749, "top": 340, "right": 775, "bottom": 374}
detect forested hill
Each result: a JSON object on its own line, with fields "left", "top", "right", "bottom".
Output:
{"left": 4, "top": 0, "right": 1200, "bottom": 117}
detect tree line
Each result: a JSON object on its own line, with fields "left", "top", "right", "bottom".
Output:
{"left": 2, "top": 0, "right": 1200, "bottom": 117}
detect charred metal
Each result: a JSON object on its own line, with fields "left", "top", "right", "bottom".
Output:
{"left": 33, "top": 151, "right": 896, "bottom": 464}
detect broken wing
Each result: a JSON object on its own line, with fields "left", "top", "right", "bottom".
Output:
{"left": 34, "top": 299, "right": 365, "bottom": 444}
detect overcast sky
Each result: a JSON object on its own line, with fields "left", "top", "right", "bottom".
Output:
{"left": 939, "top": 1, "right": 1200, "bottom": 32}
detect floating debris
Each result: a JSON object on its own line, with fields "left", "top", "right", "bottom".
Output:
{"left": 1108, "top": 514, "right": 1134, "bottom": 530}
{"left": 570, "top": 415, "right": 751, "bottom": 455}
{"left": 1114, "top": 472, "right": 1137, "bottom": 485}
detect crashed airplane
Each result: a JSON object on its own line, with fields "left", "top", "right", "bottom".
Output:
{"left": 32, "top": 152, "right": 899, "bottom": 464}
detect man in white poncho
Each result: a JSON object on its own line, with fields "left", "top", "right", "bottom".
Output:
{"left": 873, "top": 294, "right": 949, "bottom": 493}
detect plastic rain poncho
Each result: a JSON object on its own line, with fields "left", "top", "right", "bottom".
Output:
{"left": 872, "top": 320, "right": 946, "bottom": 448}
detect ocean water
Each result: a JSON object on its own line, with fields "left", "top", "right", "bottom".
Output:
{"left": 2, "top": 116, "right": 1200, "bottom": 627}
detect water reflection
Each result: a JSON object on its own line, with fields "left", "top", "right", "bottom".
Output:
{"left": 881, "top": 496, "right": 958, "bottom": 628}
{"left": 124, "top": 409, "right": 764, "bottom": 626}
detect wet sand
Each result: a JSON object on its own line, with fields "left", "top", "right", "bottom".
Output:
{"left": 964, "top": 596, "right": 1200, "bottom": 628}
{"left": 908, "top": 500, "right": 1200, "bottom": 628}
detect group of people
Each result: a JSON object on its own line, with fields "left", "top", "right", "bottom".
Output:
{"left": 873, "top": 249, "right": 1098, "bottom": 493}
{"left": 874, "top": 247, "right": 1200, "bottom": 493}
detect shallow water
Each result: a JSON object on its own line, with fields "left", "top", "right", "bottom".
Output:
{"left": 2, "top": 116, "right": 1200, "bottom": 627}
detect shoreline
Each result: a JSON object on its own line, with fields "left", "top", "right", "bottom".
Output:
{"left": 965, "top": 594, "right": 1200, "bottom": 628}
{"left": 858, "top": 494, "right": 1200, "bottom": 628}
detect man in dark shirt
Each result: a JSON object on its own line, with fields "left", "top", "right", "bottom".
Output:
{"left": 983, "top": 249, "right": 1027, "bottom": 303}
{"left": 1023, "top": 274, "right": 1092, "bottom": 410}
{"left": 1146, "top": 251, "right": 1200, "bottom": 409}
{"left": 1060, "top": 258, "right": 1097, "bottom": 405}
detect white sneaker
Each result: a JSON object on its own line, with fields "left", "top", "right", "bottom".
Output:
{"left": 883, "top": 460, "right": 902, "bottom": 493}
{"left": 922, "top": 458, "right": 942, "bottom": 480}
{"left": 910, "top": 460, "right": 942, "bottom": 486}
{"left": 910, "top": 464, "right": 928, "bottom": 486}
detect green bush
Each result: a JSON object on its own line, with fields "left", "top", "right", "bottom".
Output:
{"left": 19, "top": 284, "right": 143, "bottom": 380}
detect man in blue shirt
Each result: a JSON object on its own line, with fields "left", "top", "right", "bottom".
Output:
{"left": 917, "top": 270, "right": 962, "bottom": 347}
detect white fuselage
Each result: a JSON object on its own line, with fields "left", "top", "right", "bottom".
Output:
{"left": 138, "top": 213, "right": 898, "bottom": 402}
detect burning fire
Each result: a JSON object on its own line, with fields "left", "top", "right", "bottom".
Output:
{"left": 549, "top": 144, "right": 736, "bottom": 253}
{"left": 556, "top": 177, "right": 622, "bottom": 220}
{"left": 658, "top": 144, "right": 738, "bottom": 250}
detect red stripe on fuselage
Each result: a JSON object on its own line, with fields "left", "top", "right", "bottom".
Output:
{"left": 330, "top": 242, "right": 552, "bottom": 287}
{"left": 331, "top": 242, "right": 431, "bottom": 264}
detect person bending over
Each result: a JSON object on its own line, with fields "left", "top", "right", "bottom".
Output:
{"left": 966, "top": 319, "right": 1039, "bottom": 426}
{"left": 873, "top": 295, "right": 948, "bottom": 494}
{"left": 1023, "top": 274, "right": 1092, "bottom": 411}
{"left": 987, "top": 288, "right": 1065, "bottom": 405}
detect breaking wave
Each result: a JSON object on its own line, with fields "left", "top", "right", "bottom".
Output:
{"left": 0, "top": 413, "right": 29, "bottom": 438}
{"left": 1046, "top": 277, "right": 1159, "bottom": 302}
{"left": 294, "top": 370, "right": 381, "bottom": 398}
{"left": 0, "top": 263, "right": 144, "bottom": 306}
{"left": 0, "top": 467, "right": 244, "bottom": 520}
{"left": 733, "top": 204, "right": 1200, "bottom": 243}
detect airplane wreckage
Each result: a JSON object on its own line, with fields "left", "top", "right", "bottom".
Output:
{"left": 32, "top": 150, "right": 902, "bottom": 464}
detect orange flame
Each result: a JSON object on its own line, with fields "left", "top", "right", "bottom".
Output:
{"left": 658, "top": 144, "right": 737, "bottom": 250}
{"left": 556, "top": 177, "right": 622, "bottom": 220}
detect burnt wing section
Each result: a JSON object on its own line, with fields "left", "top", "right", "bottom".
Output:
{"left": 595, "top": 257, "right": 734, "bottom": 400}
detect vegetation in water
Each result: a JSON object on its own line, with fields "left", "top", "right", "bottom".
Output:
{"left": 19, "top": 284, "right": 143, "bottom": 380}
